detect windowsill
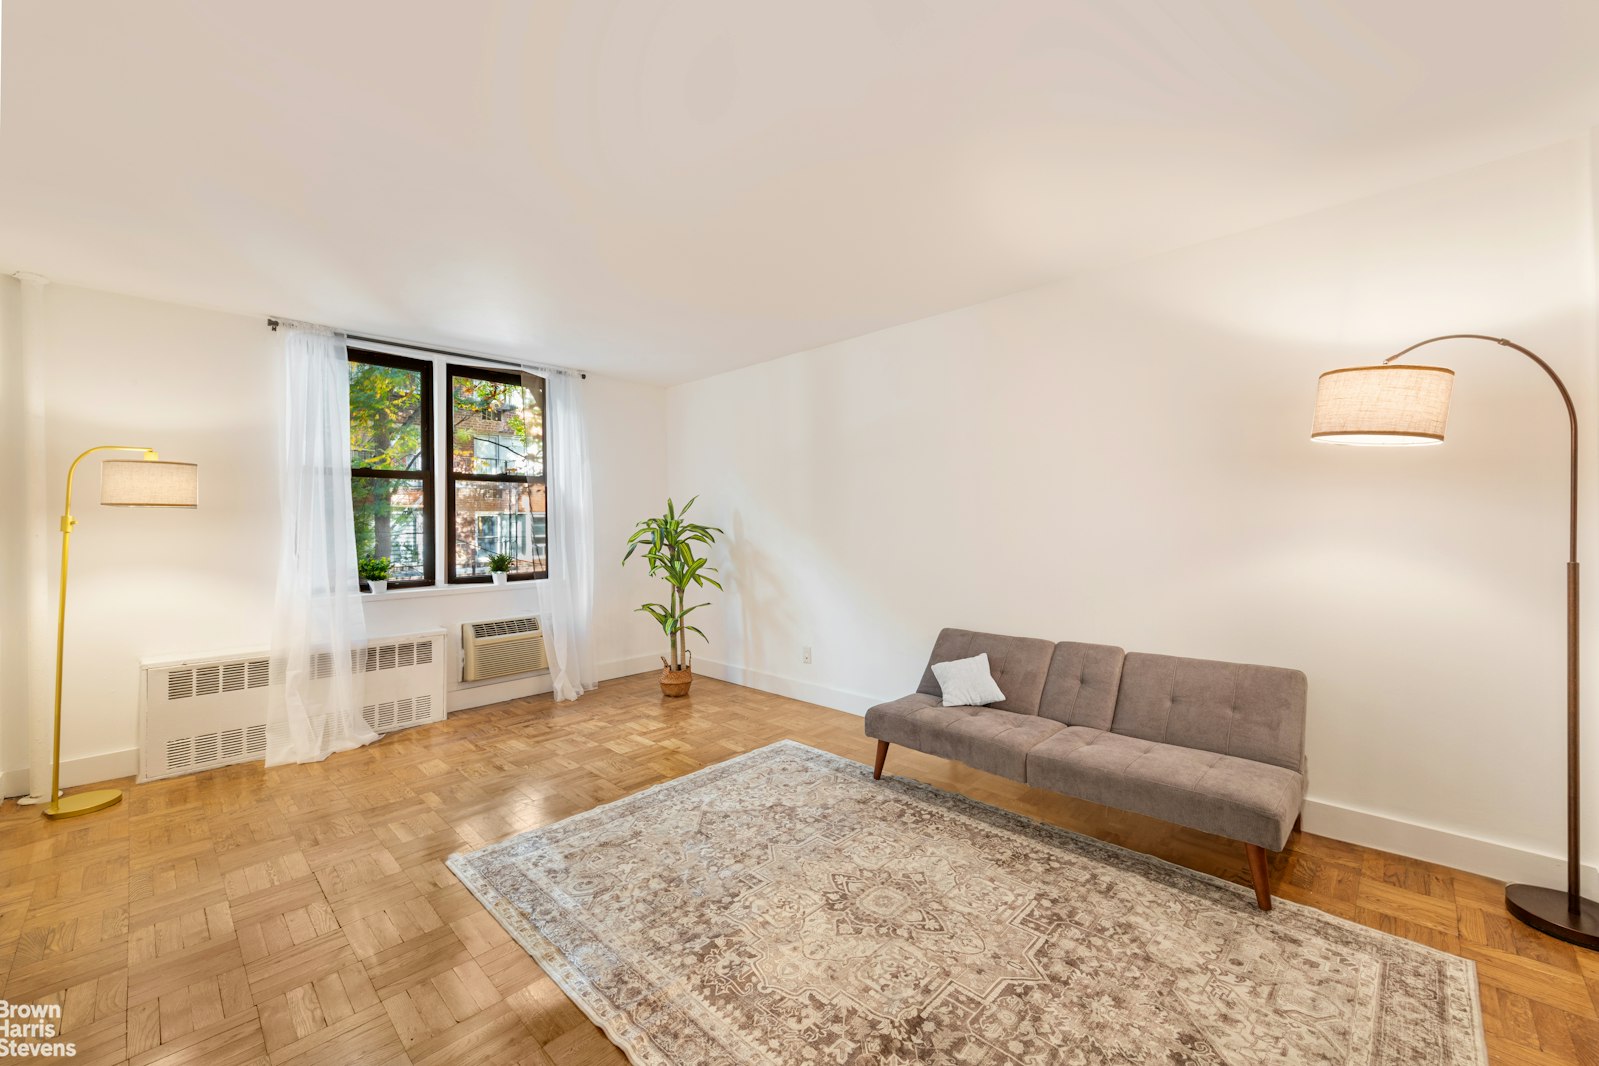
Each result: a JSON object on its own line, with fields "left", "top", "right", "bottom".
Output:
{"left": 363, "top": 583, "right": 538, "bottom": 602}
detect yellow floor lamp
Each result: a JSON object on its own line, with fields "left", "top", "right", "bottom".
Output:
{"left": 40, "top": 446, "right": 198, "bottom": 819}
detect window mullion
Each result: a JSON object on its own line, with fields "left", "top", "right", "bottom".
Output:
{"left": 434, "top": 357, "right": 450, "bottom": 588}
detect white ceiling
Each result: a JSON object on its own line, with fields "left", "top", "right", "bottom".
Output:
{"left": 4, "top": 1, "right": 1599, "bottom": 384}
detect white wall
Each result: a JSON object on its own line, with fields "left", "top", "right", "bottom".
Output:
{"left": 0, "top": 284, "right": 668, "bottom": 795}
{"left": 668, "top": 138, "right": 1599, "bottom": 890}
{"left": 0, "top": 276, "right": 25, "bottom": 785}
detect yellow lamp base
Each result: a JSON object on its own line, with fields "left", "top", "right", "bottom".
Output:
{"left": 42, "top": 788, "right": 123, "bottom": 819}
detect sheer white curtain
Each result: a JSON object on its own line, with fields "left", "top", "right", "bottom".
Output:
{"left": 538, "top": 371, "right": 597, "bottom": 701}
{"left": 267, "top": 324, "right": 379, "bottom": 764}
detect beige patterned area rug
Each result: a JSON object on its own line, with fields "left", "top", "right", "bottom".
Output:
{"left": 448, "top": 741, "right": 1485, "bottom": 1065}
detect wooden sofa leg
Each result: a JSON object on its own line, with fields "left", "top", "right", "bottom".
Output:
{"left": 1245, "top": 843, "right": 1272, "bottom": 911}
{"left": 873, "top": 740, "right": 889, "bottom": 780}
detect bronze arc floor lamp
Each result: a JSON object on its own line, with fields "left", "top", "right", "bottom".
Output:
{"left": 39, "top": 447, "right": 198, "bottom": 819}
{"left": 1312, "top": 334, "right": 1595, "bottom": 948}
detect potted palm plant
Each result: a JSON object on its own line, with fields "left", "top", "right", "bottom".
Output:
{"left": 623, "top": 496, "right": 722, "bottom": 697}
{"left": 488, "top": 553, "right": 514, "bottom": 586}
{"left": 360, "top": 556, "right": 392, "bottom": 593}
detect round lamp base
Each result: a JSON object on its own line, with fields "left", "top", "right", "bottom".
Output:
{"left": 1506, "top": 883, "right": 1599, "bottom": 950}
{"left": 42, "top": 788, "right": 123, "bottom": 820}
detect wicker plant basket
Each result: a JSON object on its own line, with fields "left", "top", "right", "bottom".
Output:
{"left": 659, "top": 653, "right": 693, "bottom": 698}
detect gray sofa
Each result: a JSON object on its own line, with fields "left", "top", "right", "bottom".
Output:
{"left": 865, "top": 628, "right": 1307, "bottom": 909}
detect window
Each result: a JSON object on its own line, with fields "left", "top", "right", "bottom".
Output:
{"left": 347, "top": 352, "right": 548, "bottom": 590}
{"left": 349, "top": 351, "right": 433, "bottom": 588}
{"left": 447, "top": 365, "right": 547, "bottom": 583}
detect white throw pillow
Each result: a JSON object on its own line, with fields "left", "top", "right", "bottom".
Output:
{"left": 931, "top": 653, "right": 1006, "bottom": 708}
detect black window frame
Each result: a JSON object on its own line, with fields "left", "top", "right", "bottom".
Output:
{"left": 349, "top": 348, "right": 436, "bottom": 590}
{"left": 446, "top": 363, "right": 548, "bottom": 584}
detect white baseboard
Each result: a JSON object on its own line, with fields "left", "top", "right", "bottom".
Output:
{"left": 448, "top": 673, "right": 554, "bottom": 712}
{"left": 693, "top": 658, "right": 878, "bottom": 716}
{"left": 1, "top": 654, "right": 668, "bottom": 796}
{"left": 1, "top": 747, "right": 139, "bottom": 800}
{"left": 11, "top": 665, "right": 1581, "bottom": 898}
{"left": 600, "top": 653, "right": 664, "bottom": 680}
{"left": 1302, "top": 796, "right": 1599, "bottom": 897}
{"left": 694, "top": 662, "right": 1591, "bottom": 893}
{"left": 447, "top": 653, "right": 664, "bottom": 712}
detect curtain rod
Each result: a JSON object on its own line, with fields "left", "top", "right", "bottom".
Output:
{"left": 266, "top": 318, "right": 586, "bottom": 379}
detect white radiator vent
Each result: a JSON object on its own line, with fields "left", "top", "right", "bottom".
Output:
{"left": 140, "top": 629, "right": 447, "bottom": 782}
{"left": 165, "top": 724, "right": 268, "bottom": 774}
{"left": 362, "top": 695, "right": 433, "bottom": 732}
{"left": 462, "top": 616, "right": 547, "bottom": 681}
{"left": 311, "top": 638, "right": 434, "bottom": 680}
{"left": 167, "top": 658, "right": 271, "bottom": 701}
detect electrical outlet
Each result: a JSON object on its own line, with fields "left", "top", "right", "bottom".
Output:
{"left": 802, "top": 646, "right": 813, "bottom": 665}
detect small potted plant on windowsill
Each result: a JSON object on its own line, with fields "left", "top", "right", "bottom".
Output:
{"left": 360, "top": 556, "right": 392, "bottom": 593}
{"left": 488, "top": 553, "right": 514, "bottom": 586}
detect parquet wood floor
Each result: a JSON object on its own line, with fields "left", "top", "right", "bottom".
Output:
{"left": 0, "top": 672, "right": 1593, "bottom": 1065}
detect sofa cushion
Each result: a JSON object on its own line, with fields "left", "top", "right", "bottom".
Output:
{"left": 864, "top": 693, "right": 948, "bottom": 757}
{"left": 1037, "top": 641, "right": 1125, "bottom": 729}
{"left": 865, "top": 693, "right": 1063, "bottom": 782}
{"left": 1026, "top": 728, "right": 1304, "bottom": 850}
{"left": 1110, "top": 653, "right": 1307, "bottom": 772}
{"left": 916, "top": 629, "right": 1055, "bottom": 715}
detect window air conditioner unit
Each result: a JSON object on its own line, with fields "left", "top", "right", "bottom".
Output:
{"left": 462, "top": 615, "right": 548, "bottom": 681}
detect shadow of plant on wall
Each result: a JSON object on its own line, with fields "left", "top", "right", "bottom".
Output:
{"left": 722, "top": 509, "right": 799, "bottom": 686}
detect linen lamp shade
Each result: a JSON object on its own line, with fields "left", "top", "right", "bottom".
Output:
{"left": 100, "top": 460, "right": 199, "bottom": 507}
{"left": 1311, "top": 364, "right": 1455, "bottom": 446}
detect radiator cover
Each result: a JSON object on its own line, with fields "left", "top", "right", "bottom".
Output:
{"left": 138, "top": 628, "right": 447, "bottom": 782}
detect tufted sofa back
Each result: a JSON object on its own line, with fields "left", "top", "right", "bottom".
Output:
{"left": 917, "top": 628, "right": 1056, "bottom": 715}
{"left": 1109, "top": 652, "right": 1307, "bottom": 772}
{"left": 1036, "top": 642, "right": 1126, "bottom": 729}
